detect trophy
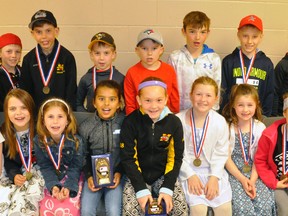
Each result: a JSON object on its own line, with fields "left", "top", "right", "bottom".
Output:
{"left": 145, "top": 198, "right": 167, "bottom": 216}
{"left": 91, "top": 154, "right": 114, "bottom": 187}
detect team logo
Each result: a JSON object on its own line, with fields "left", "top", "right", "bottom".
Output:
{"left": 56, "top": 64, "right": 64, "bottom": 74}
{"left": 143, "top": 29, "right": 154, "bottom": 35}
{"left": 35, "top": 10, "right": 47, "bottom": 19}
{"left": 160, "top": 134, "right": 171, "bottom": 142}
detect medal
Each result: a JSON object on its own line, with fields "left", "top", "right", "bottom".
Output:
{"left": 193, "top": 158, "right": 202, "bottom": 167}
{"left": 45, "top": 134, "right": 65, "bottom": 175}
{"left": 42, "top": 86, "right": 50, "bottom": 94}
{"left": 243, "top": 164, "right": 251, "bottom": 173}
{"left": 190, "top": 109, "right": 209, "bottom": 167}
{"left": 92, "top": 66, "right": 114, "bottom": 90}
{"left": 238, "top": 119, "right": 254, "bottom": 173}
{"left": 55, "top": 170, "right": 61, "bottom": 176}
{"left": 239, "top": 49, "right": 256, "bottom": 84}
{"left": 16, "top": 132, "right": 32, "bottom": 177}
{"left": 36, "top": 43, "right": 61, "bottom": 94}
{"left": 25, "top": 171, "right": 33, "bottom": 180}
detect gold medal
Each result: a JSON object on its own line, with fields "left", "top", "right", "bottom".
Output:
{"left": 43, "top": 86, "right": 50, "bottom": 94}
{"left": 56, "top": 170, "right": 61, "bottom": 176}
{"left": 243, "top": 164, "right": 251, "bottom": 173}
{"left": 25, "top": 172, "right": 33, "bottom": 180}
{"left": 193, "top": 158, "right": 202, "bottom": 167}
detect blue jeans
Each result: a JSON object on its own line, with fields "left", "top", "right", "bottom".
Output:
{"left": 81, "top": 180, "right": 123, "bottom": 216}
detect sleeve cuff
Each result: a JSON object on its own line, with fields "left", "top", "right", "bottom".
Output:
{"left": 136, "top": 189, "right": 151, "bottom": 199}
{"left": 159, "top": 187, "right": 173, "bottom": 196}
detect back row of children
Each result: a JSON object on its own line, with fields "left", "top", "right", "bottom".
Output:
{"left": 1, "top": 9, "right": 286, "bottom": 118}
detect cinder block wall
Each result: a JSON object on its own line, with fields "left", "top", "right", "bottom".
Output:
{"left": 1, "top": 0, "right": 287, "bottom": 83}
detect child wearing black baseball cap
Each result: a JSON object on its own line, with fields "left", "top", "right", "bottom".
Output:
{"left": 0, "top": 33, "right": 22, "bottom": 111}
{"left": 20, "top": 9, "right": 77, "bottom": 111}
{"left": 76, "top": 32, "right": 125, "bottom": 112}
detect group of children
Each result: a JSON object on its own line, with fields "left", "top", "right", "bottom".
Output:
{"left": 0, "top": 8, "right": 287, "bottom": 216}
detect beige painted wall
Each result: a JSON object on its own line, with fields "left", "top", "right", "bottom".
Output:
{"left": 1, "top": 0, "right": 288, "bottom": 83}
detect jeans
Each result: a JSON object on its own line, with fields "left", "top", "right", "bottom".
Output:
{"left": 81, "top": 180, "right": 123, "bottom": 216}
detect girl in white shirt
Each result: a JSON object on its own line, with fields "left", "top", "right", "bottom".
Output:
{"left": 177, "top": 76, "right": 232, "bottom": 216}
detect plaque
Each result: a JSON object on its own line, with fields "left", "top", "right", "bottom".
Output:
{"left": 193, "top": 158, "right": 201, "bottom": 167}
{"left": 91, "top": 154, "right": 114, "bottom": 187}
{"left": 25, "top": 172, "right": 33, "bottom": 181}
{"left": 43, "top": 86, "right": 50, "bottom": 94}
{"left": 145, "top": 198, "right": 166, "bottom": 216}
{"left": 243, "top": 164, "right": 251, "bottom": 173}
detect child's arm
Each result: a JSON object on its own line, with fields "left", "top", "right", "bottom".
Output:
{"left": 167, "top": 66, "right": 180, "bottom": 113}
{"left": 161, "top": 117, "right": 184, "bottom": 194}
{"left": 226, "top": 156, "right": 255, "bottom": 199}
{"left": 120, "top": 118, "right": 148, "bottom": 194}
{"left": 64, "top": 53, "right": 77, "bottom": 111}
{"left": 76, "top": 76, "right": 89, "bottom": 112}
{"left": 34, "top": 138, "right": 61, "bottom": 192}
{"left": 19, "top": 55, "right": 34, "bottom": 96}
{"left": 124, "top": 71, "right": 137, "bottom": 115}
{"left": 63, "top": 136, "right": 83, "bottom": 196}
{"left": 254, "top": 134, "right": 280, "bottom": 189}
{"left": 261, "top": 60, "right": 274, "bottom": 116}
{"left": 0, "top": 142, "right": 2, "bottom": 177}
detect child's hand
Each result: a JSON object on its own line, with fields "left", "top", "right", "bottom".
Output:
{"left": 88, "top": 176, "right": 101, "bottom": 192}
{"left": 14, "top": 174, "right": 26, "bottom": 186}
{"left": 137, "top": 194, "right": 153, "bottom": 213}
{"left": 55, "top": 187, "right": 70, "bottom": 201}
{"left": 51, "top": 185, "right": 61, "bottom": 199}
{"left": 158, "top": 193, "right": 173, "bottom": 214}
{"left": 204, "top": 176, "right": 219, "bottom": 200}
{"left": 276, "top": 178, "right": 288, "bottom": 189}
{"left": 187, "top": 175, "right": 204, "bottom": 195}
{"left": 240, "top": 176, "right": 255, "bottom": 198}
{"left": 107, "top": 172, "right": 121, "bottom": 189}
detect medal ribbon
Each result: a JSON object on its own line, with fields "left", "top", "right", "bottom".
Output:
{"left": 1, "top": 65, "right": 20, "bottom": 89}
{"left": 237, "top": 119, "right": 254, "bottom": 165}
{"left": 282, "top": 124, "right": 288, "bottom": 175}
{"left": 239, "top": 49, "right": 256, "bottom": 83}
{"left": 190, "top": 109, "right": 209, "bottom": 159}
{"left": 16, "top": 132, "right": 32, "bottom": 172}
{"left": 92, "top": 66, "right": 114, "bottom": 90}
{"left": 35, "top": 43, "right": 61, "bottom": 88}
{"left": 45, "top": 134, "right": 65, "bottom": 170}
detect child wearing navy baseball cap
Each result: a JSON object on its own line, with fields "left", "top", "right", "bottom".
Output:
{"left": 0, "top": 33, "right": 22, "bottom": 111}
{"left": 20, "top": 9, "right": 77, "bottom": 110}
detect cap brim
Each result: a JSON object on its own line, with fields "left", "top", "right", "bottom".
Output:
{"left": 88, "top": 39, "right": 114, "bottom": 50}
{"left": 136, "top": 38, "right": 163, "bottom": 47}
{"left": 28, "top": 19, "right": 55, "bottom": 29}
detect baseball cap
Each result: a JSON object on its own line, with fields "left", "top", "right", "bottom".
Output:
{"left": 137, "top": 29, "right": 163, "bottom": 46}
{"left": 29, "top": 10, "right": 57, "bottom": 29}
{"left": 0, "top": 33, "right": 22, "bottom": 49}
{"left": 88, "top": 32, "right": 116, "bottom": 50}
{"left": 238, "top": 15, "right": 263, "bottom": 31}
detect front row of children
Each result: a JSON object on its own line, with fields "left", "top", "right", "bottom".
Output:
{"left": 0, "top": 76, "right": 286, "bottom": 215}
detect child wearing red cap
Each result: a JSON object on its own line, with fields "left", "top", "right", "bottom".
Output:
{"left": 221, "top": 15, "right": 275, "bottom": 117}
{"left": 20, "top": 9, "right": 77, "bottom": 110}
{"left": 0, "top": 33, "right": 22, "bottom": 111}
